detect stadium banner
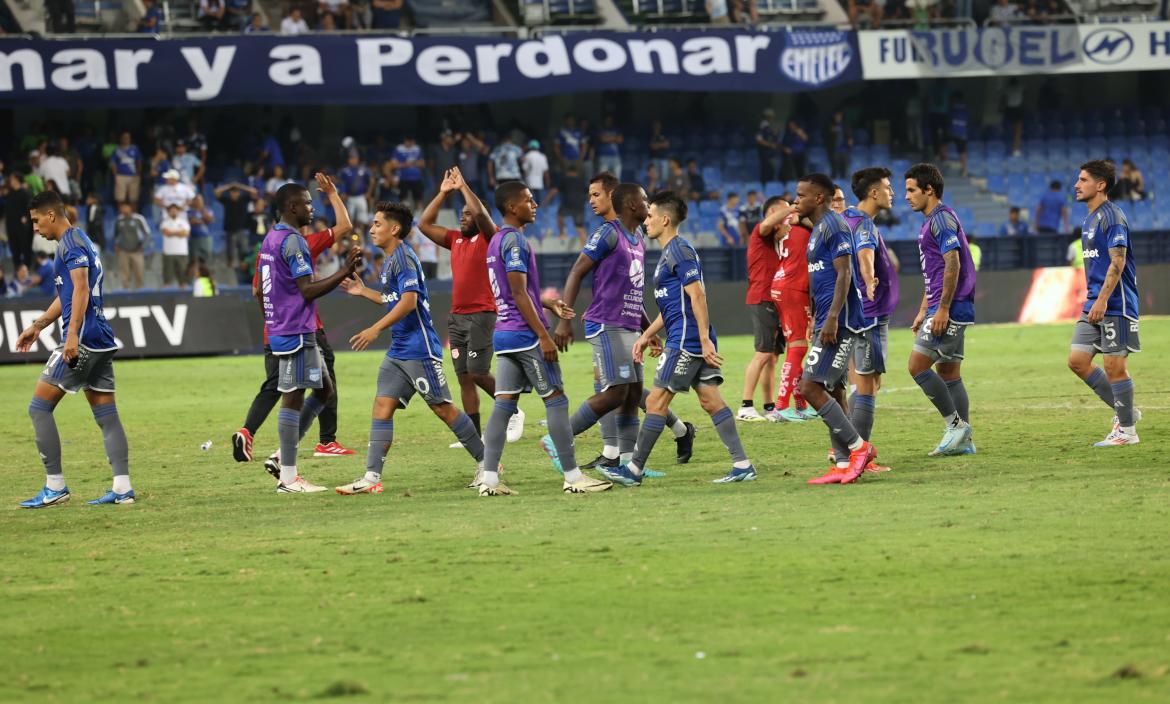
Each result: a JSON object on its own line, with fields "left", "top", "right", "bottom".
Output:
{"left": 0, "top": 29, "right": 860, "bottom": 107}
{"left": 859, "top": 21, "right": 1170, "bottom": 78}
{"left": 0, "top": 294, "right": 260, "bottom": 363}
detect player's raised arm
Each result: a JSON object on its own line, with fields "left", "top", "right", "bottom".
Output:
{"left": 316, "top": 173, "right": 352, "bottom": 241}
{"left": 452, "top": 167, "right": 496, "bottom": 237}
{"left": 417, "top": 170, "right": 456, "bottom": 245}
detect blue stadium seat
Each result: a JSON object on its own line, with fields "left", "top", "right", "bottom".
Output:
{"left": 702, "top": 166, "right": 722, "bottom": 189}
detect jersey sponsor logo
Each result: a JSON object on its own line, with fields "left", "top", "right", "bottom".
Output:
{"left": 808, "top": 261, "right": 825, "bottom": 273}
{"left": 382, "top": 291, "right": 400, "bottom": 303}
{"left": 654, "top": 286, "right": 668, "bottom": 298}
{"left": 1083, "top": 248, "right": 1100, "bottom": 259}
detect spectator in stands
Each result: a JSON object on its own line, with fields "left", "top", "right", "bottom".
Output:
{"left": 756, "top": 109, "right": 779, "bottom": 182}
{"left": 160, "top": 204, "right": 192, "bottom": 287}
{"left": 371, "top": 0, "right": 404, "bottom": 29}
{"left": 281, "top": 7, "right": 311, "bottom": 35}
{"left": 155, "top": 169, "right": 196, "bottom": 222}
{"left": 1114, "top": 159, "right": 1146, "bottom": 202}
{"left": 686, "top": 159, "right": 714, "bottom": 202}
{"left": 408, "top": 225, "right": 440, "bottom": 279}
{"left": 319, "top": 13, "right": 337, "bottom": 30}
{"left": 1003, "top": 78, "right": 1025, "bottom": 157}
{"left": 84, "top": 193, "right": 106, "bottom": 251}
{"left": 108, "top": 133, "right": 142, "bottom": 206}
{"left": 730, "top": 0, "right": 759, "bottom": 23}
{"left": 11, "top": 265, "right": 33, "bottom": 296}
{"left": 244, "top": 11, "right": 269, "bottom": 33}
{"left": 149, "top": 145, "right": 171, "bottom": 187}
{"left": 0, "top": 267, "right": 17, "bottom": 297}
{"left": 137, "top": 0, "right": 163, "bottom": 33}
{"left": 184, "top": 120, "right": 209, "bottom": 174}
{"left": 579, "top": 118, "right": 596, "bottom": 181}
{"left": 595, "top": 115, "right": 623, "bottom": 178}
{"left": 739, "top": 190, "right": 763, "bottom": 238}
{"left": 249, "top": 197, "right": 270, "bottom": 250}
{"left": 648, "top": 121, "right": 671, "bottom": 184}
{"left": 320, "top": 0, "right": 353, "bottom": 28}
{"left": 374, "top": 161, "right": 402, "bottom": 205}
{"left": 522, "top": 140, "right": 551, "bottom": 205}
{"left": 719, "top": 192, "right": 741, "bottom": 247}
{"left": 215, "top": 181, "right": 257, "bottom": 266}
{"left": 456, "top": 132, "right": 488, "bottom": 195}
{"left": 557, "top": 161, "right": 587, "bottom": 244}
{"left": 114, "top": 202, "right": 149, "bottom": 290}
{"left": 430, "top": 130, "right": 459, "bottom": 191}
{"left": 707, "top": 0, "right": 731, "bottom": 24}
{"left": 58, "top": 137, "right": 83, "bottom": 195}
{"left": 338, "top": 152, "right": 373, "bottom": 231}
{"left": 990, "top": 0, "right": 1021, "bottom": 25}
{"left": 665, "top": 158, "right": 690, "bottom": 196}
{"left": 780, "top": 119, "right": 809, "bottom": 182}
{"left": 258, "top": 128, "right": 285, "bottom": 171}
{"left": 827, "top": 110, "right": 852, "bottom": 180}
{"left": 999, "top": 206, "right": 1030, "bottom": 237}
{"left": 188, "top": 195, "right": 215, "bottom": 266}
{"left": 391, "top": 136, "right": 425, "bottom": 205}
{"left": 1066, "top": 230, "right": 1083, "bottom": 270}
{"left": 265, "top": 163, "right": 293, "bottom": 198}
{"left": 848, "top": 0, "right": 883, "bottom": 29}
{"left": 1035, "top": 180, "right": 1068, "bottom": 234}
{"left": 488, "top": 134, "right": 522, "bottom": 189}
{"left": 4, "top": 173, "right": 33, "bottom": 268}
{"left": 191, "top": 260, "right": 217, "bottom": 297}
{"left": 968, "top": 234, "right": 982, "bottom": 271}
{"left": 228, "top": 0, "right": 254, "bottom": 31}
{"left": 555, "top": 114, "right": 586, "bottom": 176}
{"left": 29, "top": 251, "right": 56, "bottom": 297}
{"left": 644, "top": 163, "right": 660, "bottom": 194}
{"left": 199, "top": 0, "right": 228, "bottom": 31}
{"left": 173, "top": 140, "right": 203, "bottom": 185}
{"left": 38, "top": 144, "right": 72, "bottom": 200}
{"left": 47, "top": 0, "right": 75, "bottom": 33}
{"left": 24, "top": 153, "right": 45, "bottom": 194}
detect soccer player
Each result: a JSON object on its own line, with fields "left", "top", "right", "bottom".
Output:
{"left": 334, "top": 202, "right": 487, "bottom": 493}
{"left": 553, "top": 172, "right": 695, "bottom": 470}
{"left": 16, "top": 191, "right": 133, "bottom": 507}
{"left": 769, "top": 205, "right": 816, "bottom": 422}
{"left": 842, "top": 167, "right": 899, "bottom": 461}
{"left": 233, "top": 173, "right": 356, "bottom": 464}
{"left": 478, "top": 181, "right": 611, "bottom": 496}
{"left": 794, "top": 173, "right": 877, "bottom": 485}
{"left": 620, "top": 190, "right": 756, "bottom": 485}
{"left": 414, "top": 166, "right": 525, "bottom": 447}
{"left": 738, "top": 195, "right": 789, "bottom": 422}
{"left": 259, "top": 183, "right": 362, "bottom": 493}
{"left": 904, "top": 163, "right": 977, "bottom": 456}
{"left": 1067, "top": 160, "right": 1141, "bottom": 446}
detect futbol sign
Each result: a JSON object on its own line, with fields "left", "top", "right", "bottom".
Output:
{"left": 0, "top": 29, "right": 860, "bottom": 107}
{"left": 859, "top": 21, "right": 1170, "bottom": 78}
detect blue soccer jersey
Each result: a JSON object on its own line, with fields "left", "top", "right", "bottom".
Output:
{"left": 381, "top": 242, "right": 442, "bottom": 360}
{"left": 807, "top": 209, "right": 865, "bottom": 333}
{"left": 1082, "top": 200, "right": 1139, "bottom": 320}
{"left": 55, "top": 227, "right": 117, "bottom": 351}
{"left": 841, "top": 206, "right": 878, "bottom": 331}
{"left": 654, "top": 236, "right": 716, "bottom": 355}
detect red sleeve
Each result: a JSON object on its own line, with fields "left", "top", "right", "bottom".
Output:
{"left": 444, "top": 229, "right": 458, "bottom": 249}
{"left": 306, "top": 227, "right": 335, "bottom": 259}
{"left": 252, "top": 256, "right": 260, "bottom": 289}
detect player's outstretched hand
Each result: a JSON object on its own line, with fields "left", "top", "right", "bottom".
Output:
{"left": 345, "top": 245, "right": 363, "bottom": 274}
{"left": 340, "top": 273, "right": 365, "bottom": 296}
{"left": 700, "top": 338, "right": 723, "bottom": 368}
{"left": 550, "top": 299, "right": 575, "bottom": 321}
{"left": 819, "top": 318, "right": 838, "bottom": 346}
{"left": 15, "top": 325, "right": 39, "bottom": 353}
{"left": 315, "top": 172, "right": 337, "bottom": 197}
{"left": 539, "top": 334, "right": 558, "bottom": 363}
{"left": 350, "top": 327, "right": 379, "bottom": 351}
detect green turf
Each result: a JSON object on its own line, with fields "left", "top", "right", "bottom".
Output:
{"left": 1, "top": 321, "right": 1167, "bottom": 703}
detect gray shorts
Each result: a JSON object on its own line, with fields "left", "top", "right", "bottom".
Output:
{"left": 653, "top": 346, "right": 723, "bottom": 394}
{"left": 448, "top": 311, "right": 496, "bottom": 376}
{"left": 496, "top": 346, "right": 564, "bottom": 398}
{"left": 39, "top": 347, "right": 116, "bottom": 394}
{"left": 1070, "top": 313, "right": 1140, "bottom": 357}
{"left": 750, "top": 302, "right": 784, "bottom": 354}
{"left": 802, "top": 330, "right": 856, "bottom": 392}
{"left": 376, "top": 356, "right": 454, "bottom": 407}
{"left": 276, "top": 338, "right": 324, "bottom": 393}
{"left": 589, "top": 327, "right": 644, "bottom": 391}
{"left": 913, "top": 316, "right": 969, "bottom": 363}
{"left": 853, "top": 317, "right": 889, "bottom": 375}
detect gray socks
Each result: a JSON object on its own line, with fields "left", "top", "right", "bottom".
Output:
{"left": 544, "top": 394, "right": 578, "bottom": 471}
{"left": 617, "top": 414, "right": 640, "bottom": 455}
{"left": 913, "top": 370, "right": 958, "bottom": 424}
{"left": 29, "top": 397, "right": 62, "bottom": 477}
{"left": 630, "top": 413, "right": 666, "bottom": 473}
{"left": 1111, "top": 379, "right": 1135, "bottom": 427}
{"left": 945, "top": 378, "right": 970, "bottom": 423}
{"left": 849, "top": 393, "right": 876, "bottom": 442}
{"left": 366, "top": 419, "right": 394, "bottom": 476}
{"left": 597, "top": 381, "right": 619, "bottom": 449}
{"left": 711, "top": 406, "right": 748, "bottom": 463}
{"left": 1083, "top": 367, "right": 1116, "bottom": 409}
{"left": 277, "top": 407, "right": 300, "bottom": 473}
{"left": 814, "top": 397, "right": 861, "bottom": 449}
{"left": 640, "top": 388, "right": 683, "bottom": 434}
{"left": 482, "top": 399, "right": 517, "bottom": 482}
{"left": 448, "top": 412, "right": 484, "bottom": 462}
{"left": 299, "top": 395, "right": 325, "bottom": 439}
{"left": 570, "top": 401, "right": 601, "bottom": 436}
{"left": 92, "top": 404, "right": 129, "bottom": 477}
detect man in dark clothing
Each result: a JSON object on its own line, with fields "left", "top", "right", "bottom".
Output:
{"left": 4, "top": 173, "right": 33, "bottom": 268}
{"left": 214, "top": 181, "right": 258, "bottom": 266}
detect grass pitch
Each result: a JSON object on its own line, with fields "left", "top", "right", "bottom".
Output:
{"left": 1, "top": 321, "right": 1167, "bottom": 703}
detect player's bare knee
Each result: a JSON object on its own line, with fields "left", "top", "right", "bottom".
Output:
{"left": 1102, "top": 355, "right": 1129, "bottom": 381}
{"left": 431, "top": 402, "right": 458, "bottom": 423}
